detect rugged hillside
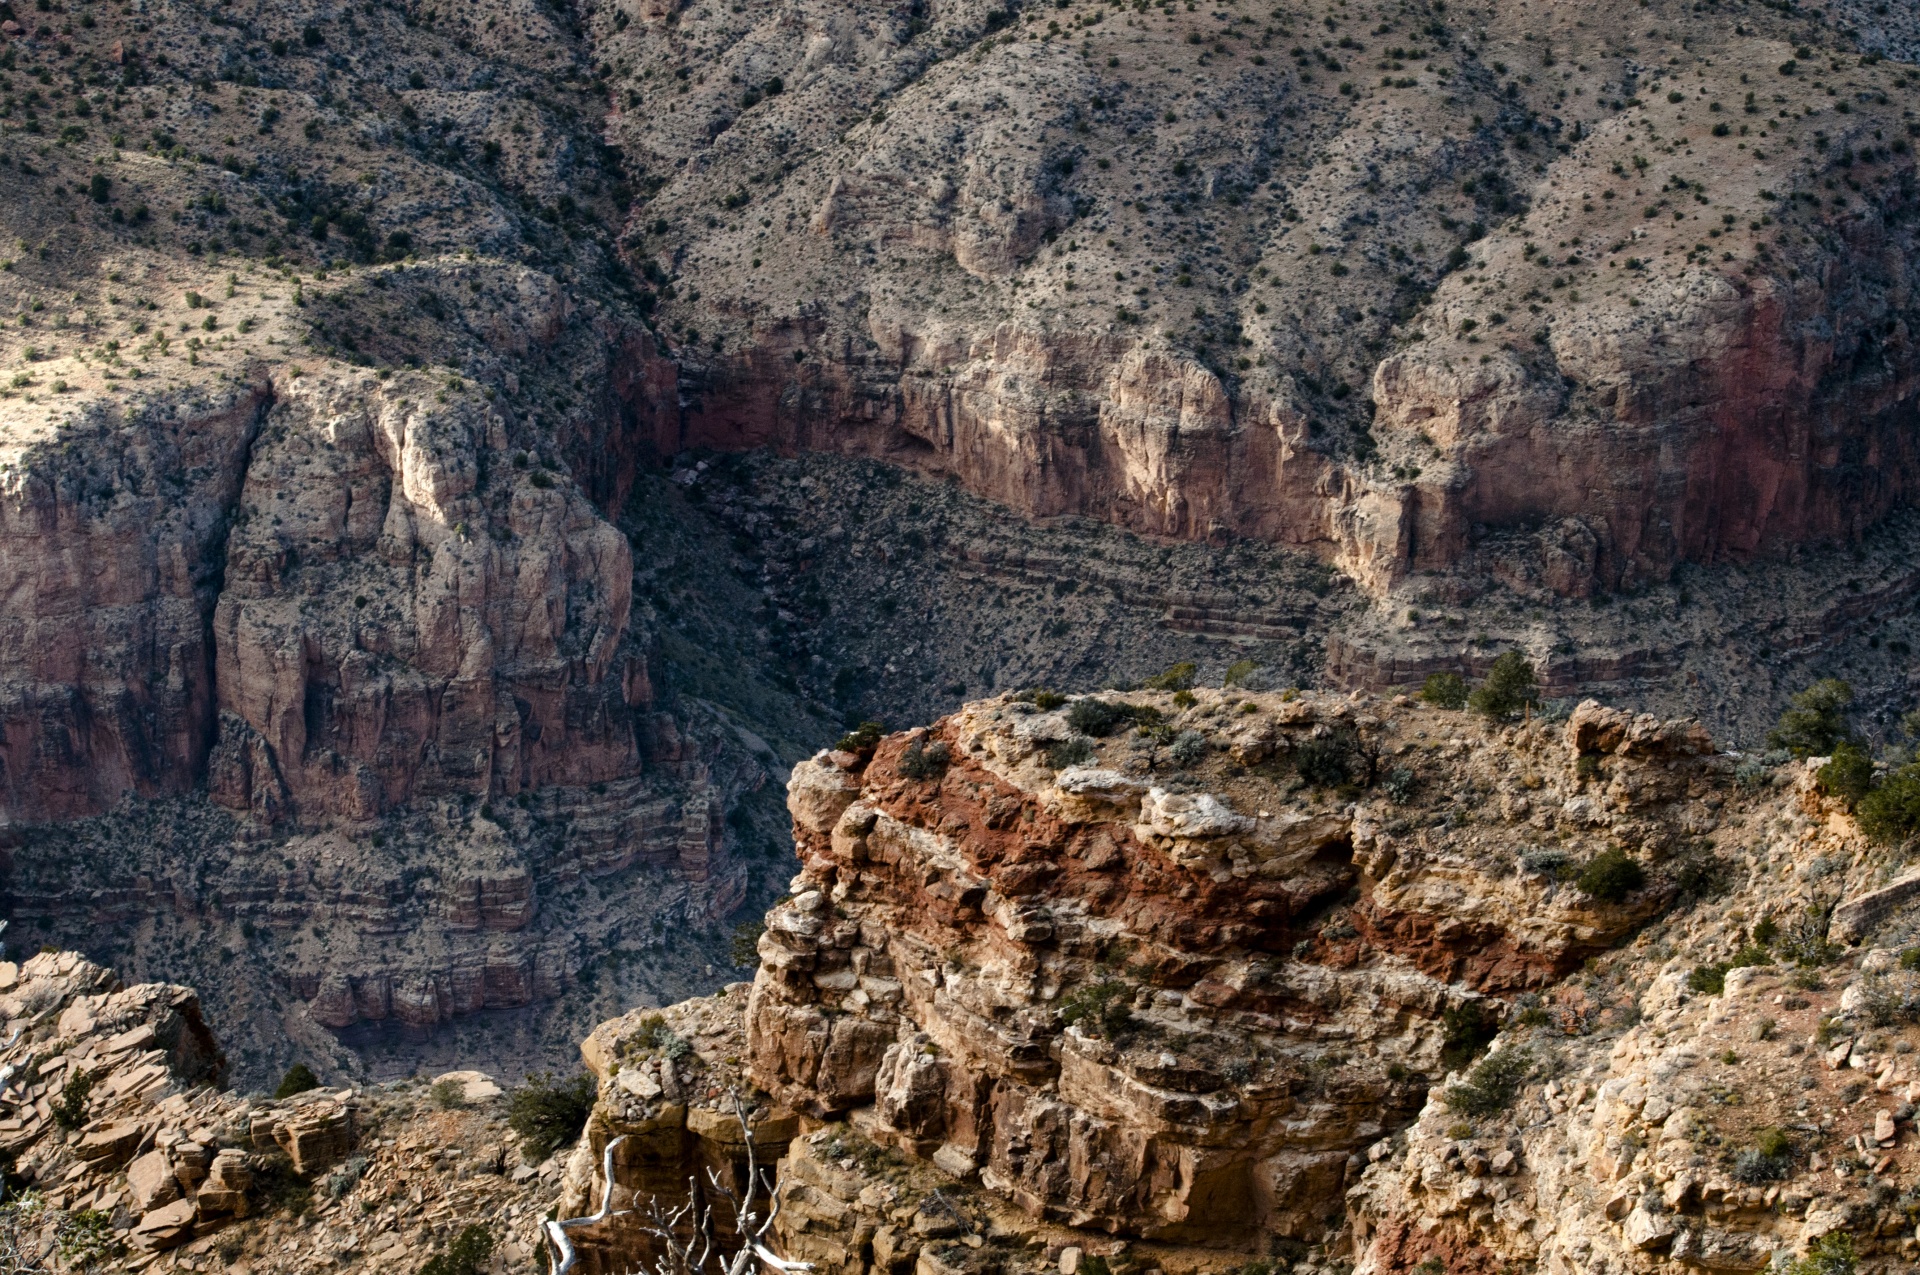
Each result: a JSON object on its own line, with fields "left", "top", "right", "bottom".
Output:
{"left": 4, "top": 0, "right": 1920, "bottom": 1092}
{"left": 616, "top": 0, "right": 1920, "bottom": 599}
{"left": 546, "top": 686, "right": 1920, "bottom": 1275}
{"left": 0, "top": 948, "right": 558, "bottom": 1270}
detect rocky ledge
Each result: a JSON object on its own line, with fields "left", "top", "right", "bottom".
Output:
{"left": 545, "top": 685, "right": 1920, "bottom": 1275}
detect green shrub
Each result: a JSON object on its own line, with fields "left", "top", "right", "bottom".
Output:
{"left": 896, "top": 739, "right": 950, "bottom": 780}
{"left": 834, "top": 720, "right": 885, "bottom": 754}
{"left": 1688, "top": 963, "right": 1728, "bottom": 995}
{"left": 1857, "top": 763, "right": 1920, "bottom": 843}
{"left": 1060, "top": 980, "right": 1134, "bottom": 1038}
{"left": 1013, "top": 688, "right": 1066, "bottom": 710}
{"left": 1783, "top": 1233, "right": 1855, "bottom": 1275}
{"left": 1418, "top": 671, "right": 1468, "bottom": 709}
{"left": 507, "top": 1072, "right": 596, "bottom": 1163}
{"left": 430, "top": 1078, "right": 467, "bottom": 1110}
{"left": 1066, "top": 698, "right": 1160, "bottom": 737}
{"left": 1142, "top": 661, "right": 1198, "bottom": 691}
{"left": 1047, "top": 737, "right": 1095, "bottom": 770}
{"left": 1223, "top": 659, "right": 1258, "bottom": 687}
{"left": 1815, "top": 741, "right": 1874, "bottom": 808}
{"left": 1576, "top": 849, "right": 1644, "bottom": 902}
{"left": 1767, "top": 679, "right": 1856, "bottom": 756}
{"left": 51, "top": 1069, "right": 96, "bottom": 1129}
{"left": 1444, "top": 1047, "right": 1532, "bottom": 1118}
{"left": 274, "top": 1063, "right": 320, "bottom": 1099}
{"left": 1752, "top": 916, "right": 1779, "bottom": 945}
{"left": 419, "top": 1224, "right": 494, "bottom": 1275}
{"left": 1469, "top": 651, "right": 1539, "bottom": 718}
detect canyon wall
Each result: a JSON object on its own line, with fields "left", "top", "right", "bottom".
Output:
{"left": 607, "top": 0, "right": 1920, "bottom": 600}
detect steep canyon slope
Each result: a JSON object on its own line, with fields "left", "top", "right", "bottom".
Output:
{"left": 1, "top": 0, "right": 1920, "bottom": 1089}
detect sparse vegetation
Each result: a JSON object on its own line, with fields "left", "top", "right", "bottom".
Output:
{"left": 419, "top": 1224, "right": 494, "bottom": 1275}
{"left": 1468, "top": 652, "right": 1538, "bottom": 719}
{"left": 1732, "top": 1127, "right": 1794, "bottom": 1183}
{"left": 274, "top": 1064, "right": 320, "bottom": 1100}
{"left": 506, "top": 1072, "right": 596, "bottom": 1163}
{"left": 1059, "top": 980, "right": 1135, "bottom": 1038}
{"left": 51, "top": 1070, "right": 95, "bottom": 1129}
{"left": 1768, "top": 679, "right": 1857, "bottom": 756}
{"left": 1418, "top": 672, "right": 1468, "bottom": 709}
{"left": 1576, "top": 849, "right": 1644, "bottom": 903}
{"left": 896, "top": 738, "right": 951, "bottom": 780}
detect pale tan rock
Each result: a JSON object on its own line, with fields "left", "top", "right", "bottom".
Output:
{"left": 125, "top": 1149, "right": 180, "bottom": 1213}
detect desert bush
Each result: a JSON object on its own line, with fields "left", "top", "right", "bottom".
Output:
{"left": 1295, "top": 728, "right": 1358, "bottom": 787}
{"left": 420, "top": 1224, "right": 493, "bottom": 1275}
{"left": 1782, "top": 1234, "right": 1855, "bottom": 1275}
{"left": 1667, "top": 851, "right": 1730, "bottom": 900}
{"left": 1856, "top": 972, "right": 1920, "bottom": 1027}
{"left": 1858, "top": 763, "right": 1920, "bottom": 843}
{"left": 1013, "top": 688, "right": 1066, "bottom": 709}
{"left": 507, "top": 1072, "right": 596, "bottom": 1163}
{"left": 1767, "top": 679, "right": 1856, "bottom": 756}
{"left": 1468, "top": 651, "right": 1538, "bottom": 718}
{"left": 1816, "top": 741, "right": 1874, "bottom": 808}
{"left": 430, "top": 1078, "right": 467, "bottom": 1110}
{"left": 1519, "top": 847, "right": 1574, "bottom": 879}
{"left": 1777, "top": 907, "right": 1838, "bottom": 967}
{"left": 896, "top": 739, "right": 950, "bottom": 780}
{"left": 1142, "top": 661, "right": 1198, "bottom": 691}
{"left": 834, "top": 720, "right": 885, "bottom": 754}
{"left": 1384, "top": 766, "right": 1418, "bottom": 802}
{"left": 1576, "top": 849, "right": 1644, "bottom": 902}
{"left": 1418, "top": 672, "right": 1468, "bottom": 709}
{"left": 1067, "top": 698, "right": 1161, "bottom": 737}
{"left": 274, "top": 1063, "right": 320, "bottom": 1099}
{"left": 1168, "top": 730, "right": 1208, "bottom": 768}
{"left": 1444, "top": 1047, "right": 1532, "bottom": 1118}
{"left": 1731, "top": 1127, "right": 1793, "bottom": 1183}
{"left": 1047, "top": 737, "right": 1095, "bottom": 770}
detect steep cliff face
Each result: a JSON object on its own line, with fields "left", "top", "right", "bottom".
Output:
{"left": 0, "top": 378, "right": 271, "bottom": 822}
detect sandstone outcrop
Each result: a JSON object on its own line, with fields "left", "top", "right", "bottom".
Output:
{"left": 542, "top": 684, "right": 1920, "bottom": 1275}
{"left": 0, "top": 949, "right": 560, "bottom": 1270}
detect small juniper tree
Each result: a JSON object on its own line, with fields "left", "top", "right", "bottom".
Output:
{"left": 1468, "top": 652, "right": 1538, "bottom": 719}
{"left": 1767, "top": 679, "right": 1856, "bottom": 756}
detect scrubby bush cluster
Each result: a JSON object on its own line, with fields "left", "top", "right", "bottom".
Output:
{"left": 1444, "top": 1047, "right": 1532, "bottom": 1118}
{"left": 507, "top": 1072, "right": 596, "bottom": 1163}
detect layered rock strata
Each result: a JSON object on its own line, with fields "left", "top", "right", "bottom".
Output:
{"left": 555, "top": 687, "right": 1920, "bottom": 1275}
{"left": 0, "top": 949, "right": 564, "bottom": 1269}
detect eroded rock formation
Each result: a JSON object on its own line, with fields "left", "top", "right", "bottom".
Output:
{"left": 548, "top": 689, "right": 1920, "bottom": 1275}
